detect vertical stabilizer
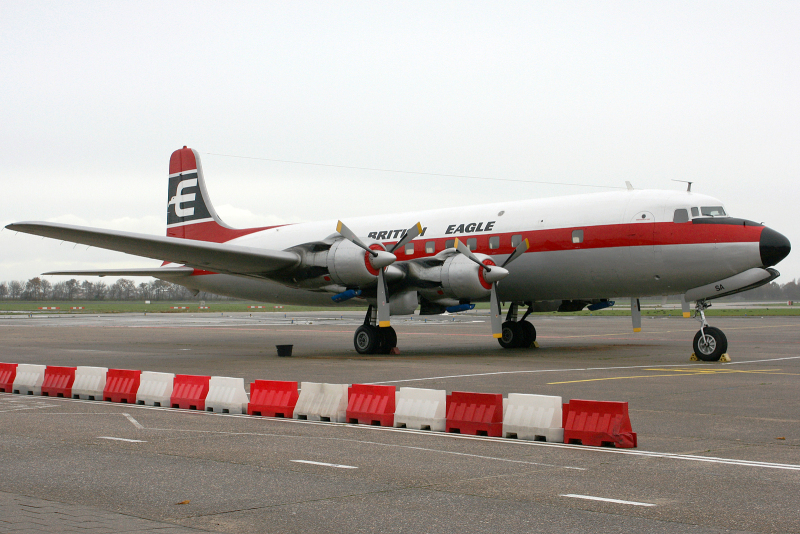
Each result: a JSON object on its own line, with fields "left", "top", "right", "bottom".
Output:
{"left": 166, "top": 147, "right": 273, "bottom": 243}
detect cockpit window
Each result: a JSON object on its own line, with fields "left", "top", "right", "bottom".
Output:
{"left": 700, "top": 206, "right": 726, "bottom": 217}
{"left": 673, "top": 209, "right": 689, "bottom": 223}
{"left": 691, "top": 207, "right": 699, "bottom": 217}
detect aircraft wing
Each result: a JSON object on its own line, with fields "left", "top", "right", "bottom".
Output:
{"left": 6, "top": 221, "right": 300, "bottom": 276}
{"left": 41, "top": 267, "right": 195, "bottom": 278}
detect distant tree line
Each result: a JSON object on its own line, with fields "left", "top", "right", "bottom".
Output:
{"left": 1, "top": 276, "right": 798, "bottom": 303}
{"left": 0, "top": 278, "right": 236, "bottom": 301}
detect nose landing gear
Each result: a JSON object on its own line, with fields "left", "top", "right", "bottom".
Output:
{"left": 691, "top": 300, "right": 728, "bottom": 361}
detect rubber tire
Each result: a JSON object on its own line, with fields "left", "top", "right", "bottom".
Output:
{"left": 693, "top": 327, "right": 728, "bottom": 361}
{"left": 354, "top": 325, "right": 380, "bottom": 354}
{"left": 519, "top": 321, "right": 536, "bottom": 348}
{"left": 379, "top": 326, "right": 397, "bottom": 354}
{"left": 498, "top": 321, "right": 523, "bottom": 349}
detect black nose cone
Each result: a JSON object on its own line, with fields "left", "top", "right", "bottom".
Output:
{"left": 760, "top": 227, "right": 791, "bottom": 267}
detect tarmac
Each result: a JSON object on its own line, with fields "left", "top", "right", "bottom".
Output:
{"left": 0, "top": 311, "right": 798, "bottom": 533}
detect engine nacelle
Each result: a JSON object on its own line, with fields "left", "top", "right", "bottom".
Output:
{"left": 325, "top": 238, "right": 386, "bottom": 287}
{"left": 440, "top": 253, "right": 497, "bottom": 300}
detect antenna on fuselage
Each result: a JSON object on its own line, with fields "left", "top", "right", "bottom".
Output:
{"left": 671, "top": 179, "right": 693, "bottom": 192}
{"left": 625, "top": 181, "right": 633, "bottom": 191}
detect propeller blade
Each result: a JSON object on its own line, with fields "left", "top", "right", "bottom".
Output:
{"left": 377, "top": 268, "right": 391, "bottom": 327}
{"left": 454, "top": 238, "right": 492, "bottom": 272}
{"left": 490, "top": 283, "right": 503, "bottom": 338}
{"left": 336, "top": 220, "right": 377, "bottom": 257}
{"left": 631, "top": 297, "right": 642, "bottom": 332}
{"left": 502, "top": 238, "right": 530, "bottom": 268}
{"left": 389, "top": 222, "right": 423, "bottom": 254}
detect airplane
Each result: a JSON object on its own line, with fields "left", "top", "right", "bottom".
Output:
{"left": 6, "top": 147, "right": 791, "bottom": 360}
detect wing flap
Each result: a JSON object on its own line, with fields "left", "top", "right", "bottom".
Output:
{"left": 6, "top": 222, "right": 300, "bottom": 276}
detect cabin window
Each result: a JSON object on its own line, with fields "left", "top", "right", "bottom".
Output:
{"left": 446, "top": 239, "right": 455, "bottom": 249}
{"left": 425, "top": 241, "right": 435, "bottom": 254}
{"left": 701, "top": 206, "right": 726, "bottom": 217}
{"left": 489, "top": 236, "right": 500, "bottom": 249}
{"left": 511, "top": 234, "right": 522, "bottom": 247}
{"left": 467, "top": 238, "right": 477, "bottom": 251}
{"left": 572, "top": 229, "right": 584, "bottom": 244}
{"left": 673, "top": 209, "right": 689, "bottom": 223}
{"left": 691, "top": 207, "right": 700, "bottom": 217}
{"left": 405, "top": 243, "right": 414, "bottom": 255}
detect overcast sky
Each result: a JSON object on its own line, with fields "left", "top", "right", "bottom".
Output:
{"left": 2, "top": 1, "right": 798, "bottom": 286}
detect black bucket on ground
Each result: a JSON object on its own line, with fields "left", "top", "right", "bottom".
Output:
{"left": 276, "top": 344, "right": 293, "bottom": 357}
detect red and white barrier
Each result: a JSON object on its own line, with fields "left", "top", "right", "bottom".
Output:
{"left": 248, "top": 380, "right": 299, "bottom": 418}
{"left": 205, "top": 376, "right": 248, "bottom": 414}
{"left": 72, "top": 366, "right": 108, "bottom": 400}
{"left": 38, "top": 307, "right": 60, "bottom": 310}
{"left": 41, "top": 366, "right": 77, "bottom": 398}
{"left": 12, "top": 364, "right": 46, "bottom": 395}
{"left": 347, "top": 384, "right": 395, "bottom": 426}
{"left": 0, "top": 363, "right": 18, "bottom": 393}
{"left": 295, "top": 382, "right": 349, "bottom": 422}
{"left": 446, "top": 391, "right": 504, "bottom": 437}
{"left": 103, "top": 369, "right": 141, "bottom": 403}
{"left": 394, "top": 387, "right": 447, "bottom": 431}
{"left": 137, "top": 371, "right": 175, "bottom": 407}
{"left": 171, "top": 374, "right": 210, "bottom": 410}
{"left": 503, "top": 393, "right": 563, "bottom": 442}
{"left": 563, "top": 399, "right": 637, "bottom": 448}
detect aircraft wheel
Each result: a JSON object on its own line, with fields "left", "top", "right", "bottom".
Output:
{"left": 499, "top": 321, "right": 522, "bottom": 349}
{"left": 379, "top": 326, "right": 397, "bottom": 354}
{"left": 519, "top": 321, "right": 536, "bottom": 348}
{"left": 693, "top": 327, "right": 728, "bottom": 361}
{"left": 354, "top": 325, "right": 380, "bottom": 354}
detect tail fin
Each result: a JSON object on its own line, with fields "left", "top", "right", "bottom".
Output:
{"left": 166, "top": 147, "right": 271, "bottom": 242}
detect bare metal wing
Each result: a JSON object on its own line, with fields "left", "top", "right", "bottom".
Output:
{"left": 6, "top": 222, "right": 300, "bottom": 276}
{"left": 41, "top": 267, "right": 195, "bottom": 278}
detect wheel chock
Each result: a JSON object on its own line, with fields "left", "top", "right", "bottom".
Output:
{"left": 389, "top": 347, "right": 401, "bottom": 355}
{"left": 690, "top": 353, "right": 731, "bottom": 362}
{"left": 533, "top": 341, "right": 539, "bottom": 348}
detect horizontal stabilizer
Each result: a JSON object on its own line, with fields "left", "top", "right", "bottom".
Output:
{"left": 41, "top": 267, "right": 195, "bottom": 278}
{"left": 6, "top": 221, "right": 300, "bottom": 277}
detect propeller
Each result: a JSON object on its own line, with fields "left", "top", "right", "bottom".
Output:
{"left": 453, "top": 237, "right": 530, "bottom": 338}
{"left": 336, "top": 220, "right": 422, "bottom": 328}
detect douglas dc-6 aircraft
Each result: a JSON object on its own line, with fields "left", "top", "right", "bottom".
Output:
{"left": 6, "top": 147, "right": 791, "bottom": 360}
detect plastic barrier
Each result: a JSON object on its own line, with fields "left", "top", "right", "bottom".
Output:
{"left": 346, "top": 384, "right": 396, "bottom": 426}
{"left": 136, "top": 371, "right": 175, "bottom": 406}
{"left": 41, "top": 366, "right": 77, "bottom": 398}
{"left": 12, "top": 364, "right": 46, "bottom": 395}
{"left": 446, "top": 391, "right": 503, "bottom": 436}
{"left": 503, "top": 393, "right": 564, "bottom": 442}
{"left": 562, "top": 399, "right": 637, "bottom": 448}
{"left": 72, "top": 366, "right": 108, "bottom": 400}
{"left": 205, "top": 376, "right": 249, "bottom": 414}
{"left": 103, "top": 369, "right": 141, "bottom": 403}
{"left": 171, "top": 374, "right": 210, "bottom": 410}
{"left": 394, "top": 387, "right": 447, "bottom": 431}
{"left": 294, "top": 382, "right": 349, "bottom": 422}
{"left": 0, "top": 363, "right": 18, "bottom": 393}
{"left": 248, "top": 380, "right": 299, "bottom": 418}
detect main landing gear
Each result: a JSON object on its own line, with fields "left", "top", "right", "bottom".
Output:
{"left": 692, "top": 300, "right": 728, "bottom": 361}
{"left": 354, "top": 305, "right": 397, "bottom": 355}
{"left": 498, "top": 302, "right": 537, "bottom": 349}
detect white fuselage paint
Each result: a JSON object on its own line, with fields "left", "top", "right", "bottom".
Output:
{"left": 162, "top": 190, "right": 763, "bottom": 308}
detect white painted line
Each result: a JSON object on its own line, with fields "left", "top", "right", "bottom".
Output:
{"left": 291, "top": 460, "right": 358, "bottom": 469}
{"left": 560, "top": 494, "right": 656, "bottom": 507}
{"left": 98, "top": 436, "right": 147, "bottom": 443}
{"left": 122, "top": 413, "right": 144, "bottom": 429}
